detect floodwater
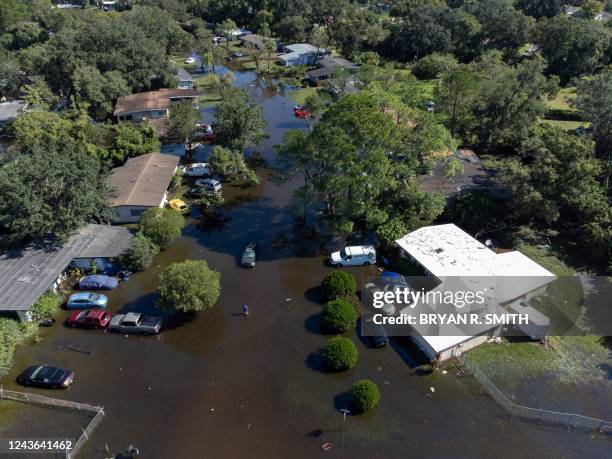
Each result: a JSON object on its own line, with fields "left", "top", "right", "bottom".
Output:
{"left": 1, "top": 68, "right": 611, "bottom": 458}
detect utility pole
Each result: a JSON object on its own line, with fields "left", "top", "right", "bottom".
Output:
{"left": 340, "top": 408, "right": 350, "bottom": 448}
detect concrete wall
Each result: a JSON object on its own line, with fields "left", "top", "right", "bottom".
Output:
{"left": 113, "top": 205, "right": 151, "bottom": 224}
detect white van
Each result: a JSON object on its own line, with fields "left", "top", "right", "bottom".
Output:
{"left": 330, "top": 245, "right": 376, "bottom": 267}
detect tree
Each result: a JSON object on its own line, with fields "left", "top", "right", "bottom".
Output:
{"left": 516, "top": 0, "right": 563, "bottom": 19}
{"left": 21, "top": 77, "right": 58, "bottom": 110}
{"left": 107, "top": 122, "right": 160, "bottom": 166}
{"left": 350, "top": 379, "right": 381, "bottom": 412}
{"left": 122, "top": 233, "right": 159, "bottom": 271}
{"left": 217, "top": 18, "right": 237, "bottom": 47}
{"left": 322, "top": 299, "right": 358, "bottom": 333}
{"left": 167, "top": 100, "right": 200, "bottom": 144}
{"left": 30, "top": 291, "right": 61, "bottom": 322}
{"left": 321, "top": 271, "right": 357, "bottom": 301}
{"left": 157, "top": 260, "right": 221, "bottom": 313}
{"left": 194, "top": 191, "right": 225, "bottom": 211}
{"left": 322, "top": 336, "right": 359, "bottom": 371}
{"left": 138, "top": 207, "right": 185, "bottom": 248}
{"left": 0, "top": 21, "right": 47, "bottom": 51}
{"left": 0, "top": 140, "right": 113, "bottom": 245}
{"left": 582, "top": 0, "right": 604, "bottom": 19}
{"left": 0, "top": 49, "right": 22, "bottom": 97}
{"left": 376, "top": 217, "right": 408, "bottom": 253}
{"left": 412, "top": 53, "right": 458, "bottom": 80}
{"left": 275, "top": 15, "right": 308, "bottom": 43}
{"left": 434, "top": 66, "right": 478, "bottom": 137}
{"left": 213, "top": 86, "right": 267, "bottom": 152}
{"left": 208, "top": 145, "right": 248, "bottom": 178}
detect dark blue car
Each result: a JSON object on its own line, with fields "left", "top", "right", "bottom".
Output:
{"left": 78, "top": 275, "right": 118, "bottom": 290}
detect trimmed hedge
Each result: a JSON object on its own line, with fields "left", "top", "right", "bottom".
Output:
{"left": 322, "top": 299, "right": 357, "bottom": 333}
{"left": 321, "top": 271, "right": 356, "bottom": 301}
{"left": 351, "top": 379, "right": 381, "bottom": 412}
{"left": 544, "top": 108, "right": 585, "bottom": 121}
{"left": 322, "top": 336, "right": 358, "bottom": 371}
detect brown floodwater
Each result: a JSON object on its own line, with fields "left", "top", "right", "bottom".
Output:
{"left": 1, "top": 70, "right": 611, "bottom": 459}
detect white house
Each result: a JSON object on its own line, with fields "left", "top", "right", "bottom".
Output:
{"left": 394, "top": 224, "right": 555, "bottom": 361}
{"left": 109, "top": 153, "right": 180, "bottom": 223}
{"left": 279, "top": 44, "right": 328, "bottom": 66}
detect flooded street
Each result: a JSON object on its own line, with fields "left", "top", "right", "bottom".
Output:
{"left": 2, "top": 69, "right": 611, "bottom": 458}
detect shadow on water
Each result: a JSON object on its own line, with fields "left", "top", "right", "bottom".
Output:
{"left": 388, "top": 336, "right": 429, "bottom": 370}
{"left": 304, "top": 286, "right": 324, "bottom": 304}
{"left": 161, "top": 306, "right": 226, "bottom": 355}
{"left": 305, "top": 350, "right": 327, "bottom": 374}
{"left": 304, "top": 313, "right": 321, "bottom": 335}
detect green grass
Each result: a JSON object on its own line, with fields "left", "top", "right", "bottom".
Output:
{"left": 515, "top": 244, "right": 574, "bottom": 277}
{"left": 545, "top": 87, "right": 577, "bottom": 110}
{"left": 289, "top": 86, "right": 318, "bottom": 105}
{"left": 413, "top": 79, "right": 438, "bottom": 99}
{"left": 541, "top": 119, "right": 589, "bottom": 130}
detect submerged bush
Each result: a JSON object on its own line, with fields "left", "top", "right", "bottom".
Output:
{"left": 321, "top": 271, "right": 356, "bottom": 301}
{"left": 123, "top": 233, "right": 159, "bottom": 271}
{"left": 322, "top": 336, "right": 358, "bottom": 371}
{"left": 30, "top": 291, "right": 61, "bottom": 321}
{"left": 350, "top": 379, "right": 381, "bottom": 412}
{"left": 322, "top": 299, "right": 357, "bottom": 333}
{"left": 138, "top": 207, "right": 185, "bottom": 248}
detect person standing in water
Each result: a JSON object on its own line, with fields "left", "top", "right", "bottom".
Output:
{"left": 242, "top": 304, "right": 250, "bottom": 316}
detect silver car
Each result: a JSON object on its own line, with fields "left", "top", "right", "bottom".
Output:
{"left": 108, "top": 312, "right": 162, "bottom": 335}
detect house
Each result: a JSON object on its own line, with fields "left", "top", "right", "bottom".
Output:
{"left": 109, "top": 152, "right": 180, "bottom": 223}
{"left": 113, "top": 89, "right": 199, "bottom": 136}
{"left": 0, "top": 224, "right": 133, "bottom": 320}
{"left": 0, "top": 100, "right": 28, "bottom": 129}
{"left": 418, "top": 149, "right": 508, "bottom": 199}
{"left": 226, "top": 28, "right": 252, "bottom": 38}
{"left": 306, "top": 56, "right": 359, "bottom": 82}
{"left": 595, "top": 11, "right": 612, "bottom": 21}
{"left": 564, "top": 5, "right": 581, "bottom": 16}
{"left": 393, "top": 224, "right": 555, "bottom": 361}
{"left": 238, "top": 34, "right": 268, "bottom": 50}
{"left": 279, "top": 44, "right": 328, "bottom": 66}
{"left": 175, "top": 67, "right": 194, "bottom": 89}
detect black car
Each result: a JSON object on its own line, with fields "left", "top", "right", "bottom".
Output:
{"left": 17, "top": 365, "right": 75, "bottom": 389}
{"left": 363, "top": 317, "right": 389, "bottom": 348}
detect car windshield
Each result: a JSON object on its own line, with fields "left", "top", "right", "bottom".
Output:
{"left": 87, "top": 294, "right": 100, "bottom": 302}
{"left": 340, "top": 249, "right": 347, "bottom": 258}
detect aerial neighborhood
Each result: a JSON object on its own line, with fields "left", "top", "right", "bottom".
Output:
{"left": 0, "top": 0, "right": 610, "bottom": 457}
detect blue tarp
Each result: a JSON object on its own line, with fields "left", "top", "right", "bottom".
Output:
{"left": 78, "top": 275, "right": 118, "bottom": 290}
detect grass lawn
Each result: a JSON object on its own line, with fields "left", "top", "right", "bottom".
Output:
{"left": 541, "top": 119, "right": 589, "bottom": 130}
{"left": 289, "top": 86, "right": 318, "bottom": 105}
{"left": 545, "top": 87, "right": 577, "bottom": 110}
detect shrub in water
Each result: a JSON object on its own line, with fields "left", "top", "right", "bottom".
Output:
{"left": 350, "top": 379, "right": 380, "bottom": 412}
{"left": 322, "top": 299, "right": 357, "bottom": 333}
{"left": 321, "top": 271, "right": 356, "bottom": 301}
{"left": 322, "top": 336, "right": 358, "bottom": 371}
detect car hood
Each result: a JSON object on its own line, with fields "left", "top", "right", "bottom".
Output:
{"left": 330, "top": 251, "right": 342, "bottom": 262}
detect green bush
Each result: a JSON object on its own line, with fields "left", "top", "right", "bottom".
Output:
{"left": 138, "top": 207, "right": 185, "bottom": 248}
{"left": 322, "top": 336, "right": 358, "bottom": 371}
{"left": 30, "top": 291, "right": 61, "bottom": 321}
{"left": 123, "top": 233, "right": 159, "bottom": 271}
{"left": 322, "top": 299, "right": 357, "bottom": 333}
{"left": 350, "top": 379, "right": 381, "bottom": 412}
{"left": 0, "top": 318, "right": 37, "bottom": 377}
{"left": 321, "top": 271, "right": 356, "bottom": 301}
{"left": 544, "top": 108, "right": 585, "bottom": 121}
{"left": 157, "top": 259, "right": 221, "bottom": 313}
{"left": 412, "top": 53, "right": 458, "bottom": 79}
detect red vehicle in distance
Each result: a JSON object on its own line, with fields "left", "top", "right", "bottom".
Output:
{"left": 66, "top": 309, "right": 111, "bottom": 329}
{"left": 293, "top": 105, "right": 310, "bottom": 118}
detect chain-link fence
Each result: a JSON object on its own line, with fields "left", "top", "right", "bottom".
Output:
{"left": 0, "top": 386, "right": 105, "bottom": 458}
{"left": 458, "top": 355, "right": 612, "bottom": 434}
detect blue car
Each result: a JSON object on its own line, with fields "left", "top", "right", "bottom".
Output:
{"left": 66, "top": 292, "right": 108, "bottom": 310}
{"left": 78, "top": 275, "right": 118, "bottom": 290}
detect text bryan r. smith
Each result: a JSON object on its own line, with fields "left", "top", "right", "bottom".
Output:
{"left": 372, "top": 313, "right": 530, "bottom": 326}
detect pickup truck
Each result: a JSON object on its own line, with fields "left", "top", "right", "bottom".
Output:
{"left": 108, "top": 312, "right": 163, "bottom": 335}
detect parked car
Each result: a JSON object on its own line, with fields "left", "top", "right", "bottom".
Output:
{"left": 108, "top": 312, "right": 163, "bottom": 335}
{"left": 293, "top": 105, "right": 310, "bottom": 118}
{"left": 235, "top": 51, "right": 243, "bottom": 57}
{"left": 185, "top": 56, "right": 196, "bottom": 64}
{"left": 195, "top": 178, "right": 222, "bottom": 193}
{"left": 330, "top": 245, "right": 376, "bottom": 267}
{"left": 362, "top": 316, "right": 389, "bottom": 348}
{"left": 78, "top": 274, "right": 118, "bottom": 290}
{"left": 66, "top": 292, "right": 108, "bottom": 310}
{"left": 168, "top": 198, "right": 190, "bottom": 214}
{"left": 182, "top": 163, "right": 211, "bottom": 177}
{"left": 66, "top": 309, "right": 111, "bottom": 329}
{"left": 241, "top": 242, "right": 257, "bottom": 267}
{"left": 17, "top": 365, "right": 75, "bottom": 389}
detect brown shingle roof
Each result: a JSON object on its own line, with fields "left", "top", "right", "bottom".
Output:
{"left": 109, "top": 153, "right": 179, "bottom": 207}
{"left": 113, "top": 89, "right": 198, "bottom": 116}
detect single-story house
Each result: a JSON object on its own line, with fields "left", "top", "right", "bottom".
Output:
{"left": 418, "top": 149, "right": 508, "bottom": 199}
{"left": 0, "top": 100, "right": 28, "bottom": 129}
{"left": 113, "top": 89, "right": 198, "bottom": 136}
{"left": 394, "top": 224, "right": 555, "bottom": 361}
{"left": 595, "top": 11, "right": 612, "bottom": 21}
{"left": 109, "top": 152, "right": 180, "bottom": 223}
{"left": 0, "top": 225, "right": 133, "bottom": 320}
{"left": 279, "top": 44, "right": 329, "bottom": 66}
{"left": 175, "top": 67, "right": 194, "bottom": 89}
{"left": 229, "top": 28, "right": 253, "bottom": 37}
{"left": 238, "top": 34, "right": 268, "bottom": 50}
{"left": 306, "top": 56, "right": 359, "bottom": 82}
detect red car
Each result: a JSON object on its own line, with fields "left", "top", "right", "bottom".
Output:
{"left": 66, "top": 309, "right": 111, "bottom": 329}
{"left": 293, "top": 105, "right": 310, "bottom": 118}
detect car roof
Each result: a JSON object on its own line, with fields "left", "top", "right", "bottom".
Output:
{"left": 70, "top": 292, "right": 97, "bottom": 300}
{"left": 124, "top": 312, "right": 141, "bottom": 321}
{"left": 85, "top": 309, "right": 107, "bottom": 318}
{"left": 345, "top": 245, "right": 374, "bottom": 256}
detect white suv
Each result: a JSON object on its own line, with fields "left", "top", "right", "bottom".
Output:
{"left": 330, "top": 245, "right": 376, "bottom": 267}
{"left": 195, "top": 178, "right": 222, "bottom": 193}
{"left": 183, "top": 163, "right": 211, "bottom": 177}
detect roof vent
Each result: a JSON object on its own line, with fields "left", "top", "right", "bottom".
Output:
{"left": 434, "top": 248, "right": 444, "bottom": 254}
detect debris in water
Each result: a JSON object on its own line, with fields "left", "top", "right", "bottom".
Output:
{"left": 442, "top": 370, "right": 447, "bottom": 375}
{"left": 321, "top": 442, "right": 332, "bottom": 451}
{"left": 430, "top": 387, "right": 436, "bottom": 393}
{"left": 210, "top": 408, "right": 215, "bottom": 412}
{"left": 285, "top": 298, "right": 292, "bottom": 302}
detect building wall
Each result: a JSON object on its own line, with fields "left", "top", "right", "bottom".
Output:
{"left": 117, "top": 109, "right": 168, "bottom": 122}
{"left": 113, "top": 205, "right": 152, "bottom": 224}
